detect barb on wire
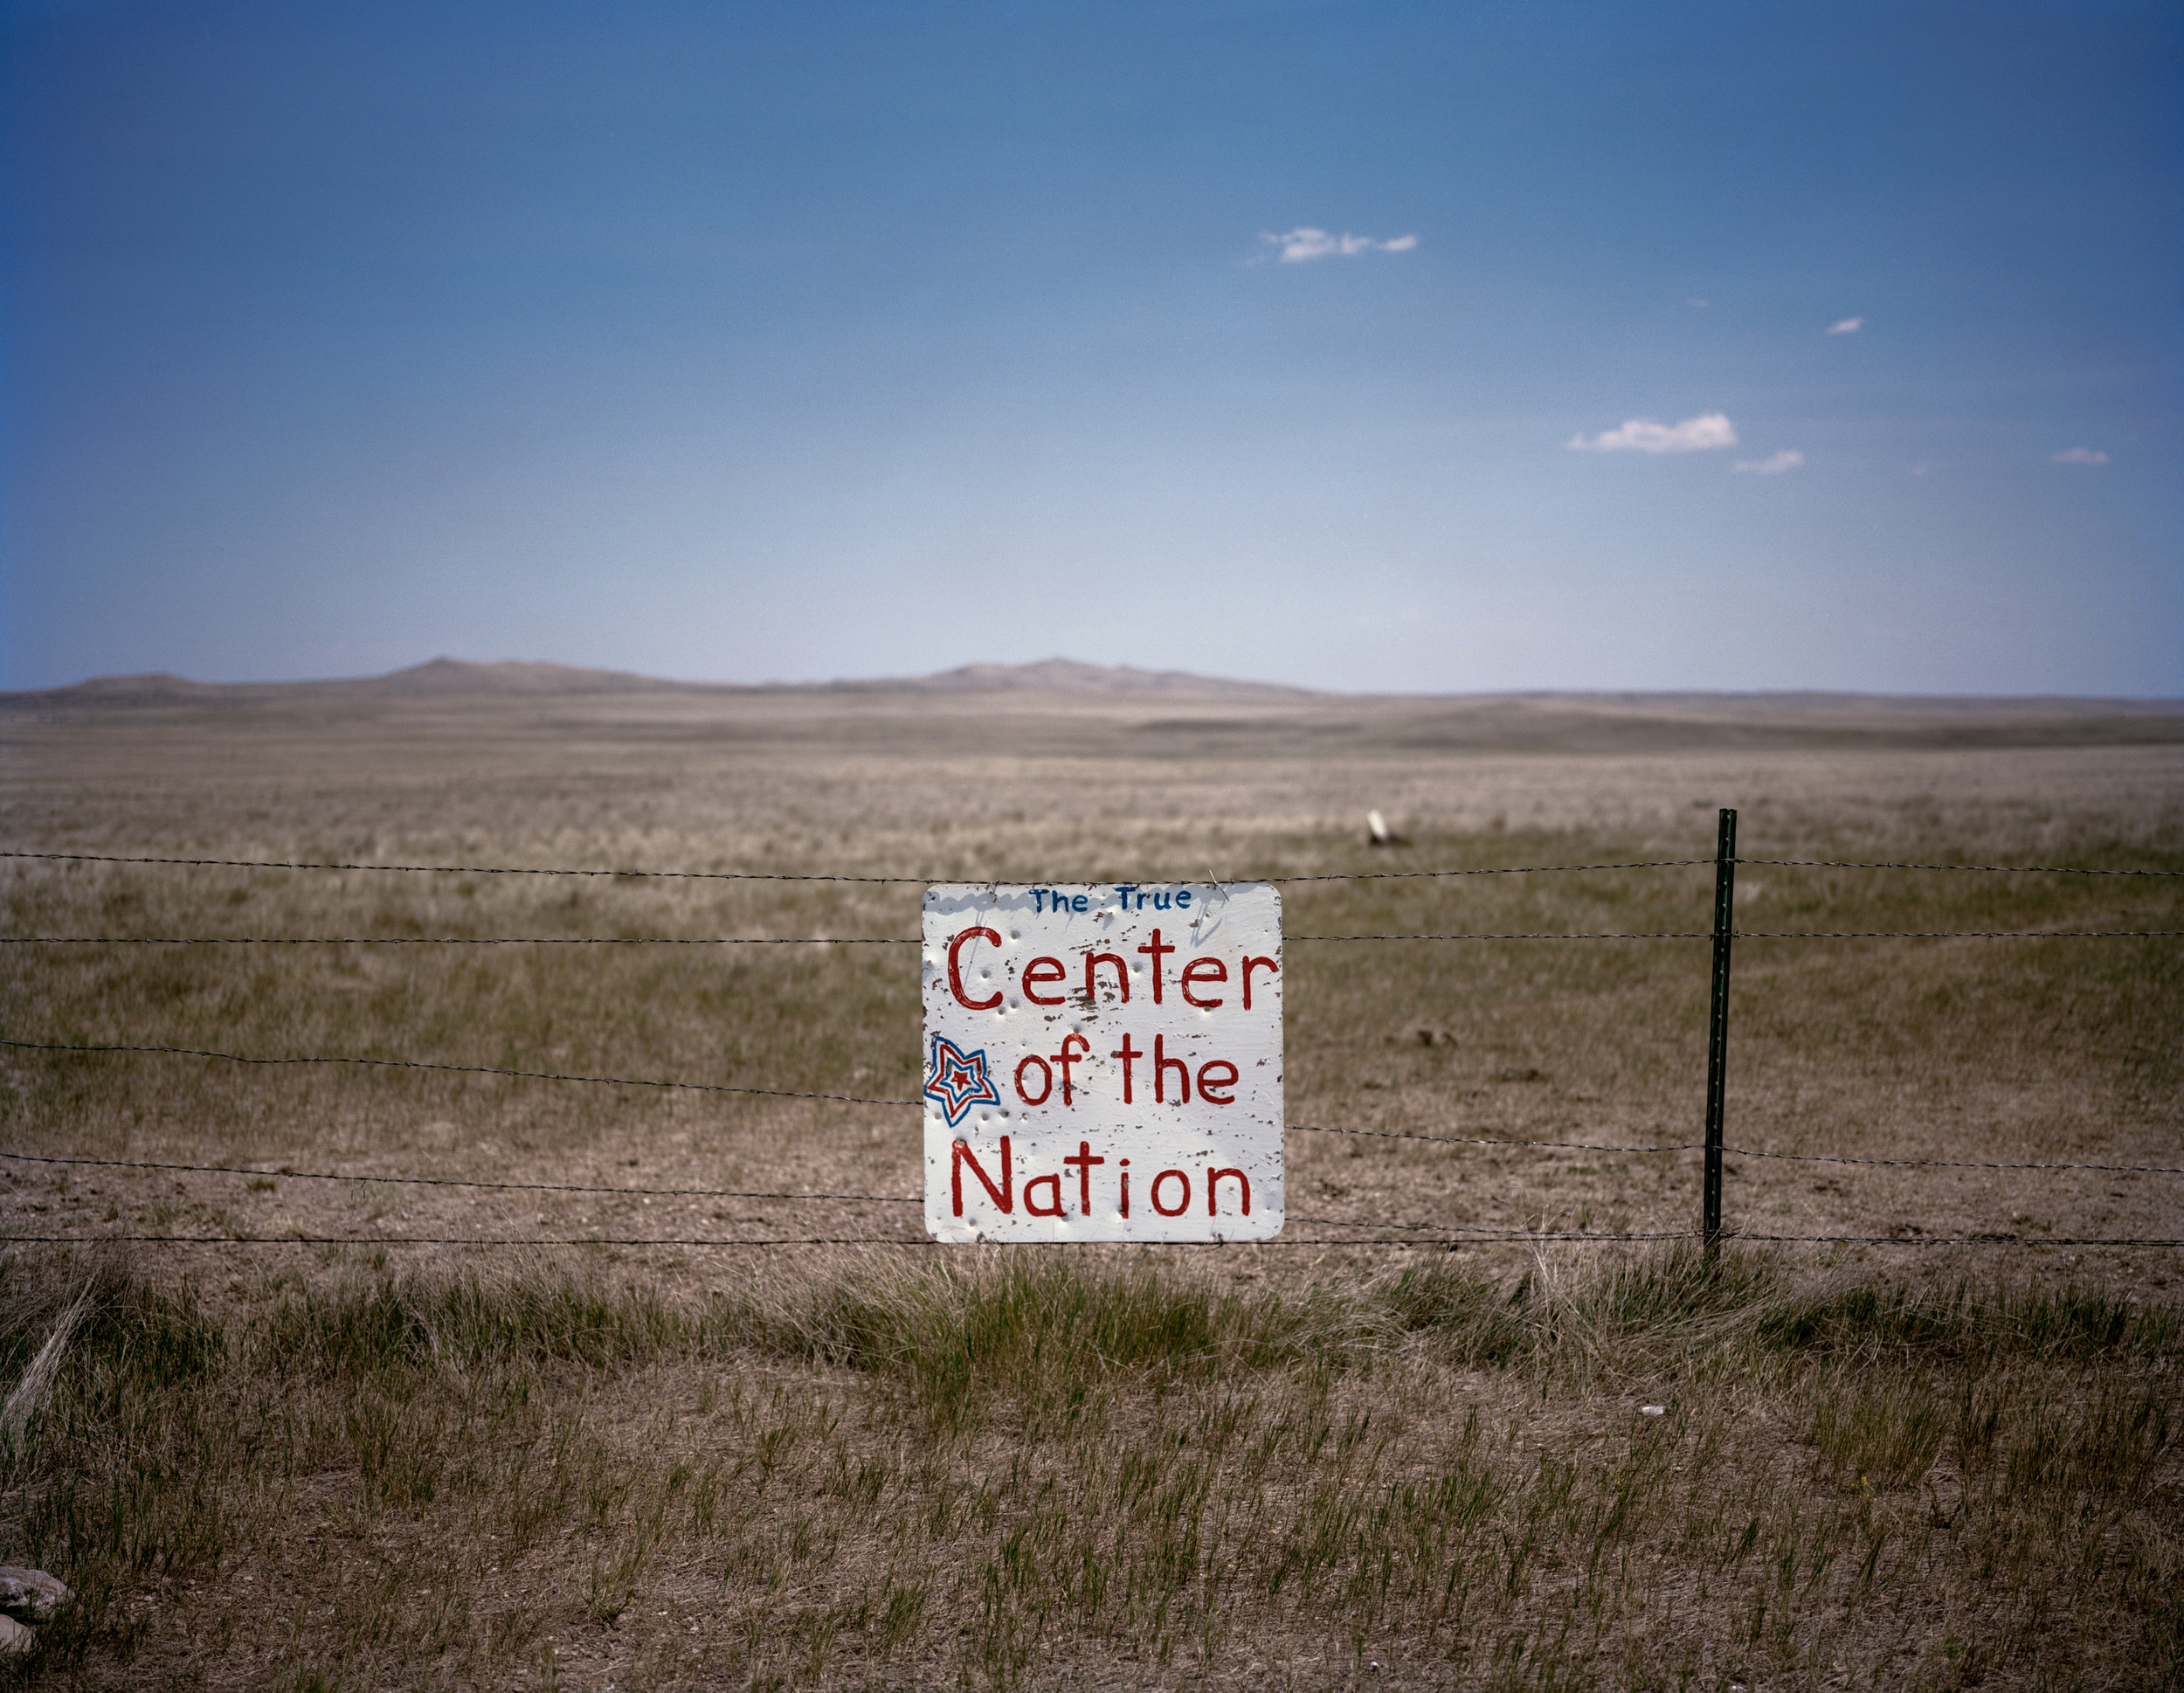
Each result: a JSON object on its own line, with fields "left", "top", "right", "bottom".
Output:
{"left": 1724, "top": 1144, "right": 2184, "bottom": 1176}
{"left": 1738, "top": 857, "right": 2184, "bottom": 878}
{"left": 0, "top": 1038, "right": 918, "bottom": 1106}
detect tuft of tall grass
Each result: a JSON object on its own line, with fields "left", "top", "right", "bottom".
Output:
{"left": 253, "top": 1258, "right": 683, "bottom": 1377}
{"left": 698, "top": 1254, "right": 1366, "bottom": 1430}
{"left": 1756, "top": 1275, "right": 2180, "bottom": 1364}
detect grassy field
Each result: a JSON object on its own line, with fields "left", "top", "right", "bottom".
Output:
{"left": 2, "top": 680, "right": 2180, "bottom": 1689}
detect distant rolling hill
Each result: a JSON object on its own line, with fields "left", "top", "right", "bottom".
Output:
{"left": 3, "top": 658, "right": 2178, "bottom": 751}
{"left": 838, "top": 657, "right": 1310, "bottom": 697}
{"left": 3, "top": 658, "right": 678, "bottom": 708}
{"left": 1, "top": 655, "right": 1308, "bottom": 708}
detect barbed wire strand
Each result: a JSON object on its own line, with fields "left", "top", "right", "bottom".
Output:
{"left": 0, "top": 1136, "right": 1685, "bottom": 1198}
{"left": 5, "top": 1058, "right": 2173, "bottom": 1177}
{"left": 1288, "top": 930, "right": 2179, "bottom": 941}
{"left": 1730, "top": 929, "right": 2181, "bottom": 940}
{"left": 7, "top": 1134, "right": 2174, "bottom": 1204}
{"left": 1724, "top": 1144, "right": 2184, "bottom": 1176}
{"left": 1287, "top": 1125, "right": 2184, "bottom": 1175}
{"left": 9, "top": 1049, "right": 2175, "bottom": 1178}
{"left": 0, "top": 850, "right": 1716, "bottom": 884}
{"left": 0, "top": 851, "right": 922, "bottom": 884}
{"left": 1724, "top": 1233, "right": 2184, "bottom": 1247}
{"left": 1275, "top": 860, "right": 1715, "bottom": 881}
{"left": 1, "top": 1232, "right": 1679, "bottom": 1248}
{"left": 1293, "top": 1124, "right": 1695, "bottom": 1155}
{"left": 3, "top": 936, "right": 918, "bottom": 945}
{"left": 10, "top": 848, "right": 2180, "bottom": 880}
{"left": 1738, "top": 858, "right": 2184, "bottom": 877}
{"left": 1286, "top": 1127, "right": 2184, "bottom": 1177}
{"left": 0, "top": 1149, "right": 916, "bottom": 1201}
{"left": 4, "top": 1232, "right": 2177, "bottom": 1250}
{"left": 0, "top": 1038, "right": 918, "bottom": 1105}
{"left": 9, "top": 931, "right": 1715, "bottom": 943}
{"left": 0, "top": 1153, "right": 1473, "bottom": 1229}
{"left": 18, "top": 929, "right": 2174, "bottom": 945}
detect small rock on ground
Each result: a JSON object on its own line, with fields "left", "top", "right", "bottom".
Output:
{"left": 0, "top": 1614, "right": 33, "bottom": 1656}
{"left": 0, "top": 1566, "right": 70, "bottom": 1623}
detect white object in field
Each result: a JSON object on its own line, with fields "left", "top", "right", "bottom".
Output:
{"left": 922, "top": 882, "right": 1283, "bottom": 1242}
{"left": 0, "top": 1567, "right": 69, "bottom": 1624}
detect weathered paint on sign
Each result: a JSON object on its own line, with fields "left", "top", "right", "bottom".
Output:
{"left": 922, "top": 882, "right": 1284, "bottom": 1242}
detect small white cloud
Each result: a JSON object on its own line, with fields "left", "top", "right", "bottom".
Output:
{"left": 1910, "top": 462, "right": 1930, "bottom": 476}
{"left": 1733, "top": 450, "right": 1804, "bottom": 475}
{"left": 1567, "top": 413, "right": 1738, "bottom": 454}
{"left": 1686, "top": 298, "right": 1710, "bottom": 308}
{"left": 1826, "top": 317, "right": 1864, "bottom": 335}
{"left": 2050, "top": 447, "right": 2109, "bottom": 465}
{"left": 1261, "top": 227, "right": 1419, "bottom": 263}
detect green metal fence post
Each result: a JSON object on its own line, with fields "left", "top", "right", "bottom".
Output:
{"left": 1702, "top": 807, "right": 1738, "bottom": 1255}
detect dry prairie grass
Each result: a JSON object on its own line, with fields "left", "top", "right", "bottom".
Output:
{"left": 1, "top": 1250, "right": 2176, "bottom": 1690}
{"left": 1, "top": 686, "right": 2181, "bottom": 1689}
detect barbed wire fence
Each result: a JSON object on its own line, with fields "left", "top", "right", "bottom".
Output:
{"left": 3, "top": 821, "right": 2180, "bottom": 1254}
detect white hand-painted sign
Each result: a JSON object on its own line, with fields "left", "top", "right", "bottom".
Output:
{"left": 922, "top": 882, "right": 1284, "bottom": 1242}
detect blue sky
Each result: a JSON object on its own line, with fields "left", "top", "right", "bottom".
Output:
{"left": 3, "top": 0, "right": 2178, "bottom": 694}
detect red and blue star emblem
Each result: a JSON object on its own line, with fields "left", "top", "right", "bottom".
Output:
{"left": 923, "top": 1033, "right": 1002, "bottom": 1127}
